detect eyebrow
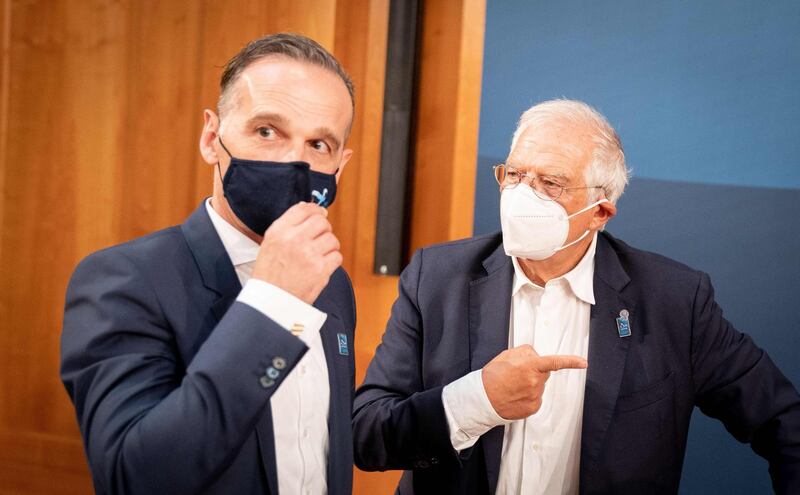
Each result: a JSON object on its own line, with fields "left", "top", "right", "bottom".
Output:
{"left": 542, "top": 172, "right": 570, "bottom": 182}
{"left": 245, "top": 112, "right": 289, "bottom": 129}
{"left": 506, "top": 163, "right": 570, "bottom": 181}
{"left": 312, "top": 126, "right": 341, "bottom": 152}
{"left": 245, "top": 112, "right": 342, "bottom": 152}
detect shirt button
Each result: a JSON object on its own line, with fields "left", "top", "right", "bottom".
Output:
{"left": 543, "top": 320, "right": 550, "bottom": 327}
{"left": 298, "top": 365, "right": 306, "bottom": 376}
{"left": 303, "top": 428, "right": 310, "bottom": 439}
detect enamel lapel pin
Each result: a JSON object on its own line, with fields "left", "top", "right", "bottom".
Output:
{"left": 337, "top": 333, "right": 349, "bottom": 355}
{"left": 616, "top": 309, "right": 631, "bottom": 338}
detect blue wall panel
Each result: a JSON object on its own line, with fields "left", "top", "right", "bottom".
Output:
{"left": 476, "top": 1, "right": 800, "bottom": 492}
{"left": 478, "top": 0, "right": 800, "bottom": 188}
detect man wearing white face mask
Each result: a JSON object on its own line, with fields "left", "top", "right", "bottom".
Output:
{"left": 353, "top": 99, "right": 800, "bottom": 494}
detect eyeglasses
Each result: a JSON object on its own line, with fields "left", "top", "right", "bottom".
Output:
{"left": 493, "top": 164, "right": 605, "bottom": 201}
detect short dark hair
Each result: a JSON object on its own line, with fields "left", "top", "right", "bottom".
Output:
{"left": 218, "top": 33, "right": 355, "bottom": 116}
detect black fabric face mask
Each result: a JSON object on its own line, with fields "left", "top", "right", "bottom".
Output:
{"left": 217, "top": 138, "right": 338, "bottom": 235}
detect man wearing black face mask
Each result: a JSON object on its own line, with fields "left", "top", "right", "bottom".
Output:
{"left": 60, "top": 33, "right": 356, "bottom": 495}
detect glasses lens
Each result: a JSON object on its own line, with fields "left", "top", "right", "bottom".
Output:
{"left": 493, "top": 165, "right": 506, "bottom": 185}
{"left": 531, "top": 187, "right": 558, "bottom": 201}
{"left": 535, "top": 181, "right": 563, "bottom": 200}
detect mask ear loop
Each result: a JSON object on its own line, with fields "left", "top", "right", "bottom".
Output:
{"left": 217, "top": 136, "right": 234, "bottom": 158}
{"left": 555, "top": 198, "right": 609, "bottom": 253}
{"left": 566, "top": 198, "right": 608, "bottom": 220}
{"left": 215, "top": 136, "right": 233, "bottom": 188}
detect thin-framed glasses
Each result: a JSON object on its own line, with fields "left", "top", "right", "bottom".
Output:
{"left": 493, "top": 164, "right": 605, "bottom": 201}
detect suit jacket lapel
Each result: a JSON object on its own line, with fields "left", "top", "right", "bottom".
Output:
{"left": 182, "top": 202, "right": 282, "bottom": 491}
{"left": 180, "top": 201, "right": 242, "bottom": 322}
{"left": 579, "top": 233, "right": 635, "bottom": 488}
{"left": 315, "top": 293, "right": 352, "bottom": 495}
{"left": 468, "top": 239, "right": 513, "bottom": 494}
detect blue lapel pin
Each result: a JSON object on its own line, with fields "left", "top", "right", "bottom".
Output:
{"left": 337, "top": 333, "right": 349, "bottom": 355}
{"left": 616, "top": 309, "right": 631, "bottom": 338}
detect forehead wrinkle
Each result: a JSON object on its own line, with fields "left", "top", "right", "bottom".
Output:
{"left": 242, "top": 65, "right": 343, "bottom": 113}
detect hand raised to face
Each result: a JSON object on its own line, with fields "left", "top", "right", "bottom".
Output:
{"left": 251, "top": 202, "right": 343, "bottom": 305}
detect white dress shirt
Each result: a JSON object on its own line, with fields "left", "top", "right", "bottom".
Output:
{"left": 205, "top": 199, "right": 331, "bottom": 495}
{"left": 442, "top": 233, "right": 598, "bottom": 495}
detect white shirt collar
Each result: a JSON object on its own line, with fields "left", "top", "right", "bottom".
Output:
{"left": 204, "top": 198, "right": 260, "bottom": 267}
{"left": 511, "top": 232, "right": 598, "bottom": 305}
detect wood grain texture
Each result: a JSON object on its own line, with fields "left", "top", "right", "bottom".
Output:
{"left": 0, "top": 1, "right": 484, "bottom": 493}
{"left": 409, "top": 0, "right": 486, "bottom": 254}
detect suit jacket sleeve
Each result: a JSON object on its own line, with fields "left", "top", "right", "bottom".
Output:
{"left": 690, "top": 272, "right": 800, "bottom": 493}
{"left": 60, "top": 248, "right": 308, "bottom": 495}
{"left": 352, "top": 248, "right": 457, "bottom": 471}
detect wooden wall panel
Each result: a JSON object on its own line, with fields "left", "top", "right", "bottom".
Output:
{"left": 0, "top": 1, "right": 483, "bottom": 493}
{"left": 0, "top": 0, "right": 9, "bottom": 261}
{"left": 115, "top": 2, "right": 205, "bottom": 236}
{"left": 409, "top": 0, "right": 486, "bottom": 252}
{"left": 0, "top": 3, "right": 118, "bottom": 492}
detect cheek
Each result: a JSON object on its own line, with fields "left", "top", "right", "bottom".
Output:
{"left": 307, "top": 152, "right": 342, "bottom": 175}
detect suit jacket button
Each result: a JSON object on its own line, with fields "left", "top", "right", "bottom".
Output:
{"left": 430, "top": 457, "right": 439, "bottom": 465}
{"left": 273, "top": 357, "right": 286, "bottom": 370}
{"left": 259, "top": 376, "right": 275, "bottom": 388}
{"left": 266, "top": 366, "right": 279, "bottom": 379}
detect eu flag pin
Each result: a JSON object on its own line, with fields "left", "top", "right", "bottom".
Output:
{"left": 616, "top": 309, "right": 631, "bottom": 338}
{"left": 337, "top": 333, "right": 349, "bottom": 355}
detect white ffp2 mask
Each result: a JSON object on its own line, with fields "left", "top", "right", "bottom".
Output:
{"left": 500, "top": 184, "right": 607, "bottom": 260}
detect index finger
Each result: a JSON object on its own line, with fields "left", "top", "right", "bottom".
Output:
{"left": 274, "top": 202, "right": 327, "bottom": 227}
{"left": 535, "top": 355, "right": 588, "bottom": 373}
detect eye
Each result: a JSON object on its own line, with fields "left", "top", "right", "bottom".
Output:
{"left": 507, "top": 170, "right": 521, "bottom": 179}
{"left": 540, "top": 177, "right": 562, "bottom": 188}
{"left": 311, "top": 140, "right": 331, "bottom": 154}
{"left": 257, "top": 127, "right": 275, "bottom": 139}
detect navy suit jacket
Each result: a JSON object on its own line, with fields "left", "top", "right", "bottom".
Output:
{"left": 61, "top": 203, "right": 357, "bottom": 495}
{"left": 353, "top": 231, "right": 800, "bottom": 494}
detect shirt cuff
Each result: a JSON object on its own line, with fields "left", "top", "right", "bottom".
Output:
{"left": 442, "top": 369, "right": 513, "bottom": 452}
{"left": 236, "top": 278, "right": 328, "bottom": 345}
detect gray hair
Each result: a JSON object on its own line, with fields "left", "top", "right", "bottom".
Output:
{"left": 510, "top": 99, "right": 630, "bottom": 203}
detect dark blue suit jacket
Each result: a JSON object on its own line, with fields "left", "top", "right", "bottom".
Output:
{"left": 353, "top": 231, "right": 800, "bottom": 494}
{"left": 61, "top": 203, "right": 356, "bottom": 495}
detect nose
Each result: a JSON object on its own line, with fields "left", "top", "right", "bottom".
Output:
{"left": 277, "top": 138, "right": 308, "bottom": 163}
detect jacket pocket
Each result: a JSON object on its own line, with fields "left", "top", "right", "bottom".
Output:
{"left": 616, "top": 371, "right": 675, "bottom": 412}
{"left": 597, "top": 372, "right": 679, "bottom": 492}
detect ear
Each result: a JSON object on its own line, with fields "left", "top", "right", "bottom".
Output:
{"left": 335, "top": 148, "right": 353, "bottom": 183}
{"left": 590, "top": 200, "right": 617, "bottom": 231}
{"left": 199, "top": 110, "right": 220, "bottom": 165}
